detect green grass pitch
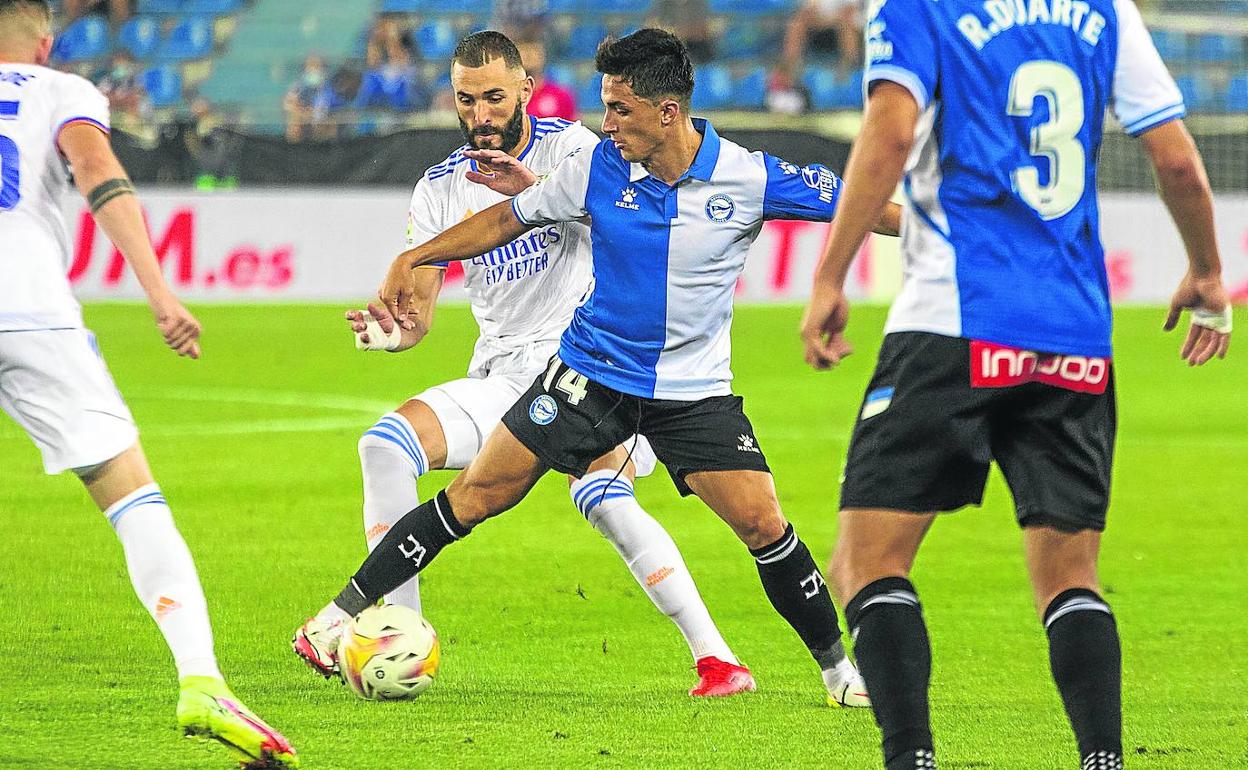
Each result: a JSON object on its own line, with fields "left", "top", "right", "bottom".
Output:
{"left": 1, "top": 303, "right": 1244, "bottom": 770}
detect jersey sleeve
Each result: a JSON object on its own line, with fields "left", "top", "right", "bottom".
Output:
{"left": 558, "top": 122, "right": 602, "bottom": 157}
{"left": 511, "top": 143, "right": 593, "bottom": 226}
{"left": 864, "top": 0, "right": 938, "bottom": 110}
{"left": 1111, "top": 0, "right": 1186, "bottom": 136}
{"left": 405, "top": 176, "right": 448, "bottom": 266}
{"left": 760, "top": 153, "right": 842, "bottom": 221}
{"left": 50, "top": 73, "right": 110, "bottom": 142}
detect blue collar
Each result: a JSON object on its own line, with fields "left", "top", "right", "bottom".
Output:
{"left": 628, "top": 118, "right": 721, "bottom": 184}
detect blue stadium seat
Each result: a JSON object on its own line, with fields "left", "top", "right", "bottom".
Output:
{"left": 142, "top": 65, "right": 183, "bottom": 107}
{"left": 1150, "top": 29, "right": 1186, "bottom": 63}
{"left": 735, "top": 67, "right": 767, "bottom": 110}
{"left": 118, "top": 16, "right": 160, "bottom": 59}
{"left": 379, "top": 0, "right": 430, "bottom": 11}
{"left": 137, "top": 0, "right": 185, "bottom": 13}
{"left": 1174, "top": 72, "right": 1218, "bottom": 112}
{"left": 157, "top": 16, "right": 214, "bottom": 60}
{"left": 802, "top": 66, "right": 861, "bottom": 110}
{"left": 692, "top": 64, "right": 733, "bottom": 110}
{"left": 51, "top": 17, "right": 109, "bottom": 62}
{"left": 183, "top": 0, "right": 244, "bottom": 13}
{"left": 416, "top": 19, "right": 457, "bottom": 60}
{"left": 597, "top": 0, "right": 650, "bottom": 12}
{"left": 578, "top": 74, "right": 602, "bottom": 110}
{"left": 1226, "top": 74, "right": 1248, "bottom": 112}
{"left": 721, "top": 23, "right": 769, "bottom": 59}
{"left": 1193, "top": 33, "right": 1244, "bottom": 64}
{"left": 566, "top": 21, "right": 608, "bottom": 60}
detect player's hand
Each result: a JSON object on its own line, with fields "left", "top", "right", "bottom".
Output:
{"left": 150, "top": 292, "right": 202, "bottom": 359}
{"left": 1164, "top": 271, "right": 1231, "bottom": 366}
{"left": 800, "top": 288, "right": 853, "bottom": 370}
{"left": 379, "top": 256, "right": 419, "bottom": 329}
{"left": 347, "top": 302, "right": 421, "bottom": 352}
{"left": 464, "top": 149, "right": 539, "bottom": 196}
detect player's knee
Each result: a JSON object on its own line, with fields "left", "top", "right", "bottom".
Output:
{"left": 829, "top": 542, "right": 906, "bottom": 603}
{"left": 445, "top": 474, "right": 512, "bottom": 527}
{"left": 358, "top": 414, "right": 430, "bottom": 477}
{"left": 733, "top": 508, "right": 788, "bottom": 550}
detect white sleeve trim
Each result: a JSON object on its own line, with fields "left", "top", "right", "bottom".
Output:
{"left": 1111, "top": 0, "right": 1186, "bottom": 130}
{"left": 866, "top": 65, "right": 930, "bottom": 110}
{"left": 1123, "top": 102, "right": 1186, "bottom": 136}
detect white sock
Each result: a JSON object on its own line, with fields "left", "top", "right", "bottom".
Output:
{"left": 571, "top": 470, "right": 737, "bottom": 664}
{"left": 357, "top": 412, "right": 426, "bottom": 614}
{"left": 105, "top": 484, "right": 222, "bottom": 680}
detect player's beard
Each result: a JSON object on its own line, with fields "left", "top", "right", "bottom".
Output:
{"left": 461, "top": 103, "right": 527, "bottom": 154}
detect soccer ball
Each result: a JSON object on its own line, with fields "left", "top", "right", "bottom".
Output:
{"left": 337, "top": 604, "right": 441, "bottom": 701}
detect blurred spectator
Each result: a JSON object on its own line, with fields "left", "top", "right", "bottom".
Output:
{"left": 283, "top": 54, "right": 340, "bottom": 142}
{"left": 765, "top": 67, "right": 809, "bottom": 115}
{"left": 517, "top": 40, "right": 576, "bottom": 121}
{"left": 355, "top": 37, "right": 427, "bottom": 112}
{"left": 185, "top": 97, "right": 242, "bottom": 190}
{"left": 95, "top": 51, "right": 152, "bottom": 134}
{"left": 63, "top": 0, "right": 130, "bottom": 25}
{"left": 782, "top": 0, "right": 862, "bottom": 75}
{"left": 651, "top": 0, "right": 714, "bottom": 64}
{"left": 495, "top": 0, "right": 548, "bottom": 44}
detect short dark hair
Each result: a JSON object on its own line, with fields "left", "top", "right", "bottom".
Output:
{"left": 0, "top": 0, "right": 51, "bottom": 19}
{"left": 595, "top": 28, "right": 694, "bottom": 106}
{"left": 451, "top": 30, "right": 523, "bottom": 70}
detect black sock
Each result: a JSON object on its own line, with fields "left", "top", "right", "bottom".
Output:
{"left": 845, "top": 577, "right": 935, "bottom": 770}
{"left": 334, "top": 491, "right": 469, "bottom": 616}
{"left": 751, "top": 524, "right": 845, "bottom": 668}
{"left": 1044, "top": 589, "right": 1123, "bottom": 769}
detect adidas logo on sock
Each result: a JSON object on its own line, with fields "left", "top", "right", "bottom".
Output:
{"left": 155, "top": 596, "right": 182, "bottom": 620}
{"left": 1081, "top": 751, "right": 1123, "bottom": 770}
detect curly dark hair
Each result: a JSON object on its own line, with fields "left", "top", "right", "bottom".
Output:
{"left": 595, "top": 28, "right": 694, "bottom": 106}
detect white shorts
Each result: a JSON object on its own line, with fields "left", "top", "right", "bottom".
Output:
{"left": 0, "top": 329, "right": 138, "bottom": 475}
{"left": 414, "top": 372, "right": 656, "bottom": 478}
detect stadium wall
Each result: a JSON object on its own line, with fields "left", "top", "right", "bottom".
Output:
{"left": 67, "top": 189, "right": 1248, "bottom": 305}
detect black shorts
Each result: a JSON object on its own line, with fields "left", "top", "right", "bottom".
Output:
{"left": 840, "top": 332, "right": 1117, "bottom": 532}
{"left": 502, "top": 357, "right": 771, "bottom": 495}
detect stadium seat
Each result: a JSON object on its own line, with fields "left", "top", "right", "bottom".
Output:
{"left": 118, "top": 16, "right": 161, "bottom": 59}
{"left": 578, "top": 74, "right": 602, "bottom": 110}
{"left": 1174, "top": 72, "right": 1218, "bottom": 112}
{"left": 183, "top": 0, "right": 245, "bottom": 13}
{"left": 596, "top": 0, "right": 650, "bottom": 12}
{"left": 1193, "top": 33, "right": 1244, "bottom": 64}
{"left": 1227, "top": 74, "right": 1248, "bottom": 112}
{"left": 379, "top": 0, "right": 429, "bottom": 11}
{"left": 137, "top": 0, "right": 185, "bottom": 13}
{"left": 692, "top": 64, "right": 733, "bottom": 110}
{"left": 50, "top": 16, "right": 109, "bottom": 62}
{"left": 1150, "top": 29, "right": 1186, "bottom": 63}
{"left": 142, "top": 65, "right": 184, "bottom": 107}
{"left": 735, "top": 67, "right": 767, "bottom": 110}
{"left": 415, "top": 19, "right": 457, "bottom": 61}
{"left": 566, "top": 22, "right": 608, "bottom": 60}
{"left": 802, "top": 66, "right": 862, "bottom": 110}
{"left": 156, "top": 16, "right": 214, "bottom": 61}
{"left": 546, "top": 63, "right": 576, "bottom": 89}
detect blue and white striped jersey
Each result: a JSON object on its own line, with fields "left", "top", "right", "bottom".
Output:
{"left": 867, "top": 0, "right": 1185, "bottom": 357}
{"left": 513, "top": 119, "right": 842, "bottom": 400}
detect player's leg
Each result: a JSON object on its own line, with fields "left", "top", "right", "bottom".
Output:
{"left": 569, "top": 442, "right": 750, "bottom": 696}
{"left": 0, "top": 330, "right": 295, "bottom": 766}
{"left": 831, "top": 508, "right": 937, "bottom": 770}
{"left": 358, "top": 399, "right": 446, "bottom": 612}
{"left": 682, "top": 468, "right": 866, "bottom": 706}
{"left": 994, "top": 373, "right": 1120, "bottom": 770}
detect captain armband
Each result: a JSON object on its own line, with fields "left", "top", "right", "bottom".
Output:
{"left": 87, "top": 178, "right": 136, "bottom": 213}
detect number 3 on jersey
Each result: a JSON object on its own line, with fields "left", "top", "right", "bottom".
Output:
{"left": 1007, "top": 61, "right": 1085, "bottom": 221}
{"left": 0, "top": 135, "right": 19, "bottom": 211}
{"left": 542, "top": 358, "right": 590, "bottom": 406}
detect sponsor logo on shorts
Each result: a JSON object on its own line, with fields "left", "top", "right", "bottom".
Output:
{"left": 705, "top": 193, "right": 736, "bottom": 222}
{"left": 737, "top": 434, "right": 761, "bottom": 454}
{"left": 861, "top": 386, "right": 894, "bottom": 419}
{"left": 529, "top": 394, "right": 559, "bottom": 425}
{"left": 970, "top": 341, "right": 1110, "bottom": 395}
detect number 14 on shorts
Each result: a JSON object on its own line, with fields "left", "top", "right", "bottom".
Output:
{"left": 542, "top": 358, "right": 589, "bottom": 406}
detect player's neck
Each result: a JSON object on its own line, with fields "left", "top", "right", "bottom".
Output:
{"left": 642, "top": 119, "right": 702, "bottom": 186}
{"left": 505, "top": 114, "right": 533, "bottom": 159}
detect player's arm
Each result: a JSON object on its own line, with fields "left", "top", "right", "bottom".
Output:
{"left": 802, "top": 82, "right": 918, "bottom": 369}
{"left": 379, "top": 200, "right": 532, "bottom": 324}
{"left": 58, "top": 123, "right": 202, "bottom": 358}
{"left": 349, "top": 268, "right": 443, "bottom": 353}
{"left": 872, "top": 201, "right": 902, "bottom": 237}
{"left": 1140, "top": 120, "right": 1231, "bottom": 364}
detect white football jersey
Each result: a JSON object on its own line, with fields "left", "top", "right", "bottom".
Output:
{"left": 0, "top": 64, "right": 110, "bottom": 331}
{"left": 406, "top": 116, "right": 598, "bottom": 377}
